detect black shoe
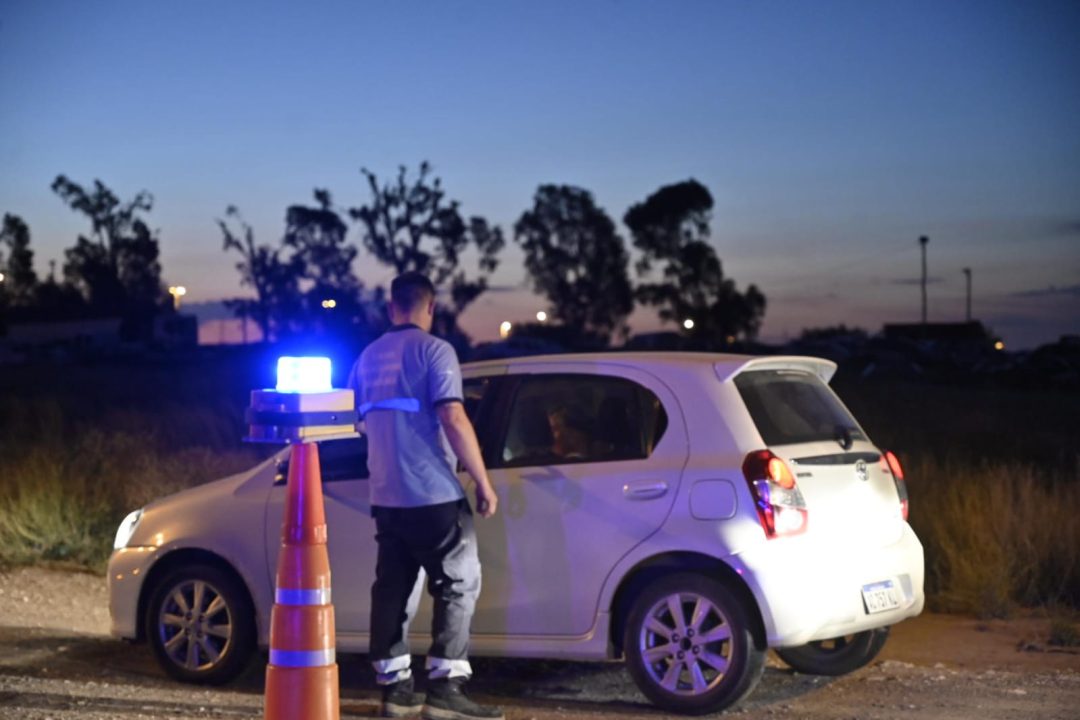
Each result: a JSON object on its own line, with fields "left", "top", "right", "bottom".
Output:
{"left": 381, "top": 676, "right": 425, "bottom": 718}
{"left": 421, "top": 678, "right": 504, "bottom": 720}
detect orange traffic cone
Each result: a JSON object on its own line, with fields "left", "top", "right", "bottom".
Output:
{"left": 264, "top": 442, "right": 339, "bottom": 720}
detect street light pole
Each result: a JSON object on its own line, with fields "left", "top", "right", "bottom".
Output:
{"left": 963, "top": 268, "right": 972, "bottom": 322}
{"left": 919, "top": 236, "right": 929, "bottom": 325}
{"left": 168, "top": 285, "right": 187, "bottom": 311}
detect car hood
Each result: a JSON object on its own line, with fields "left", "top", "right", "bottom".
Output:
{"left": 128, "top": 450, "right": 284, "bottom": 547}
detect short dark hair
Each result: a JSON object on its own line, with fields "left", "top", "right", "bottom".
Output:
{"left": 390, "top": 271, "right": 435, "bottom": 312}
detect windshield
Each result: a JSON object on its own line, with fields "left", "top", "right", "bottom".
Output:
{"left": 734, "top": 369, "right": 866, "bottom": 447}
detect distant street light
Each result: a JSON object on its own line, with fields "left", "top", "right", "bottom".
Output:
{"left": 499, "top": 321, "right": 512, "bottom": 339}
{"left": 168, "top": 285, "right": 187, "bottom": 310}
{"left": 536, "top": 310, "right": 548, "bottom": 323}
{"left": 0, "top": 272, "right": 5, "bottom": 282}
{"left": 994, "top": 341, "right": 1005, "bottom": 351}
{"left": 321, "top": 299, "right": 337, "bottom": 309}
{"left": 682, "top": 318, "right": 695, "bottom": 330}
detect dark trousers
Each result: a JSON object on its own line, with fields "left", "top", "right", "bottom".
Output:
{"left": 369, "top": 499, "right": 480, "bottom": 682}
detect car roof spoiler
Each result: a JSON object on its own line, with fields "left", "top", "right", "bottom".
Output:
{"left": 714, "top": 355, "right": 838, "bottom": 384}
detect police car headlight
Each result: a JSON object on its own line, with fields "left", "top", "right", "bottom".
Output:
{"left": 113, "top": 509, "right": 143, "bottom": 550}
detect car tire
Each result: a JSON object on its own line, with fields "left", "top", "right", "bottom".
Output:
{"left": 624, "top": 573, "right": 766, "bottom": 716}
{"left": 145, "top": 563, "right": 256, "bottom": 684}
{"left": 775, "top": 627, "right": 890, "bottom": 676}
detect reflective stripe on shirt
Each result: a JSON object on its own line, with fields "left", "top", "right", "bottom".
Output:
{"left": 358, "top": 397, "right": 421, "bottom": 417}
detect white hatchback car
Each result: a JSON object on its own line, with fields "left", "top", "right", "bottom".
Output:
{"left": 109, "top": 352, "right": 924, "bottom": 715}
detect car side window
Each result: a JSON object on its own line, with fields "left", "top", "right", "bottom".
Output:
{"left": 498, "top": 374, "right": 667, "bottom": 467}
{"left": 274, "top": 436, "right": 369, "bottom": 484}
{"left": 463, "top": 377, "right": 490, "bottom": 424}
{"left": 456, "top": 376, "right": 499, "bottom": 470}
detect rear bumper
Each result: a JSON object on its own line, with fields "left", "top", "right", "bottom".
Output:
{"left": 731, "top": 521, "right": 925, "bottom": 647}
{"left": 107, "top": 546, "right": 160, "bottom": 640}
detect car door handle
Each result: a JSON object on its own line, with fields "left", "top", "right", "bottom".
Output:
{"left": 623, "top": 480, "right": 669, "bottom": 500}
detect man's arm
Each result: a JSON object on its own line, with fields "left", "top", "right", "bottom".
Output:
{"left": 436, "top": 401, "right": 499, "bottom": 518}
{"left": 347, "top": 357, "right": 366, "bottom": 435}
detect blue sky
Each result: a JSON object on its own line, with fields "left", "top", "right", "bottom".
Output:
{"left": 1, "top": 0, "right": 1077, "bottom": 347}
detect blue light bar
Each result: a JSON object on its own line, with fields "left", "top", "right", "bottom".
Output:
{"left": 276, "top": 356, "right": 332, "bottom": 393}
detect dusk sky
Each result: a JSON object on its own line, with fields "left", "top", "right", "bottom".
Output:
{"left": 1, "top": 0, "right": 1077, "bottom": 348}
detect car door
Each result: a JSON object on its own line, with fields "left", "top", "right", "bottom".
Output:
{"left": 263, "top": 436, "right": 376, "bottom": 633}
{"left": 470, "top": 362, "right": 688, "bottom": 637}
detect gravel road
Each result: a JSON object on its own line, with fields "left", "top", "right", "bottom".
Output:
{"left": 1, "top": 567, "right": 1078, "bottom": 719}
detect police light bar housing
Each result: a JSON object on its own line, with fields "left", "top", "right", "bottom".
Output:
{"left": 246, "top": 356, "right": 359, "bottom": 444}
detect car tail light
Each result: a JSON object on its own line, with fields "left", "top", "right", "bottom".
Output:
{"left": 882, "top": 450, "right": 909, "bottom": 520}
{"left": 742, "top": 450, "right": 808, "bottom": 538}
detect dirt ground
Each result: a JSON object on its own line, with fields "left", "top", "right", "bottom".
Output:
{"left": 0, "top": 566, "right": 1078, "bottom": 719}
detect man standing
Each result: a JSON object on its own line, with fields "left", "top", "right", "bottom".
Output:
{"left": 348, "top": 272, "right": 503, "bottom": 720}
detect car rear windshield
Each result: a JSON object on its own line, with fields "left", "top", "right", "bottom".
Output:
{"left": 734, "top": 369, "right": 866, "bottom": 447}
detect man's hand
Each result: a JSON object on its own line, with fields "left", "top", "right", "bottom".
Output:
{"left": 475, "top": 481, "right": 498, "bottom": 518}
{"left": 437, "top": 401, "right": 498, "bottom": 519}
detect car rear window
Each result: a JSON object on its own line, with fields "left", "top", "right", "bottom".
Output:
{"left": 734, "top": 369, "right": 866, "bottom": 447}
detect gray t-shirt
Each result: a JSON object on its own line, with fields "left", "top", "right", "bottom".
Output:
{"left": 348, "top": 324, "right": 466, "bottom": 508}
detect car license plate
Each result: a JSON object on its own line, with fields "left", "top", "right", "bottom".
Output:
{"left": 861, "top": 580, "right": 900, "bottom": 614}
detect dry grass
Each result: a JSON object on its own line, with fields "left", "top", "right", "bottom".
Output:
{"left": 1048, "top": 617, "right": 1080, "bottom": 647}
{"left": 906, "top": 456, "right": 1080, "bottom": 617}
{"left": 0, "top": 419, "right": 261, "bottom": 571}
{"left": 0, "top": 357, "right": 267, "bottom": 571}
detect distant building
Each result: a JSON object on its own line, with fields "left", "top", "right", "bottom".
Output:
{"left": 5, "top": 317, "right": 123, "bottom": 348}
{"left": 197, "top": 317, "right": 264, "bottom": 345}
{"left": 0, "top": 313, "right": 197, "bottom": 362}
{"left": 155, "top": 313, "right": 199, "bottom": 347}
{"left": 882, "top": 321, "right": 996, "bottom": 346}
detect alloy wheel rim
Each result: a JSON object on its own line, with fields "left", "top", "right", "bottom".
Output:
{"left": 638, "top": 590, "right": 733, "bottom": 696}
{"left": 158, "top": 579, "right": 233, "bottom": 671}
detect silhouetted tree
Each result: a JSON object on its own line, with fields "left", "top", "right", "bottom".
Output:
{"left": 349, "top": 162, "right": 504, "bottom": 314}
{"left": 624, "top": 180, "right": 766, "bottom": 343}
{"left": 30, "top": 277, "right": 86, "bottom": 320}
{"left": 218, "top": 205, "right": 301, "bottom": 341}
{"left": 1, "top": 214, "right": 38, "bottom": 307}
{"left": 514, "top": 185, "right": 633, "bottom": 343}
{"left": 285, "top": 189, "right": 357, "bottom": 294}
{"left": 51, "top": 176, "right": 163, "bottom": 315}
{"left": 284, "top": 190, "right": 381, "bottom": 340}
